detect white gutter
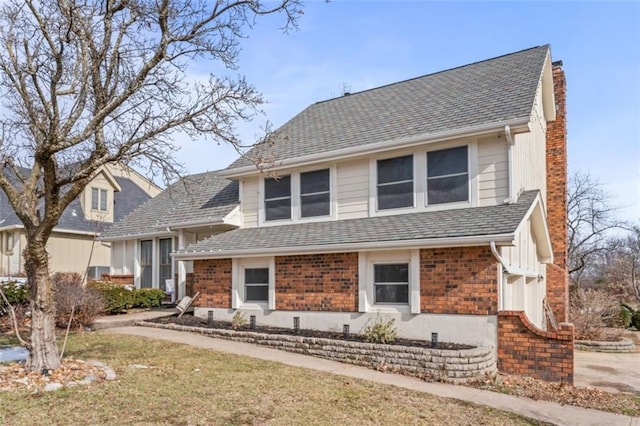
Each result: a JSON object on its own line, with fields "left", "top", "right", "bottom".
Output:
{"left": 503, "top": 125, "right": 516, "bottom": 204}
{"left": 490, "top": 240, "right": 540, "bottom": 279}
{"left": 221, "top": 118, "right": 531, "bottom": 178}
{"left": 100, "top": 230, "right": 174, "bottom": 242}
{"left": 173, "top": 233, "right": 516, "bottom": 260}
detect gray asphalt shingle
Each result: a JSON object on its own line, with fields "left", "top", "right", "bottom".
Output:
{"left": 0, "top": 170, "right": 152, "bottom": 235}
{"left": 102, "top": 171, "right": 238, "bottom": 239}
{"left": 177, "top": 191, "right": 538, "bottom": 256}
{"left": 227, "top": 45, "right": 549, "bottom": 171}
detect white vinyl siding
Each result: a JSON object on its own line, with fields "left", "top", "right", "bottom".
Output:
{"left": 477, "top": 136, "right": 509, "bottom": 206}
{"left": 512, "top": 83, "right": 548, "bottom": 203}
{"left": 242, "top": 177, "right": 260, "bottom": 228}
{"left": 336, "top": 158, "right": 369, "bottom": 220}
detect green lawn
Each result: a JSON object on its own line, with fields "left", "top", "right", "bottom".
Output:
{"left": 0, "top": 332, "right": 548, "bottom": 425}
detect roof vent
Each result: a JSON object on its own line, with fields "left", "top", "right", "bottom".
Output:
{"left": 343, "top": 92, "right": 351, "bottom": 96}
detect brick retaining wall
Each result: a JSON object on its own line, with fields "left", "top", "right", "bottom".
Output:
{"left": 100, "top": 274, "right": 133, "bottom": 285}
{"left": 497, "top": 311, "right": 573, "bottom": 383}
{"left": 138, "top": 321, "right": 496, "bottom": 384}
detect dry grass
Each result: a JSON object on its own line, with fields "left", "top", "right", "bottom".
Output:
{"left": 0, "top": 332, "right": 548, "bottom": 426}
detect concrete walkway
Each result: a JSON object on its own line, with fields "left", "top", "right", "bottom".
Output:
{"left": 575, "top": 349, "right": 640, "bottom": 395}
{"left": 91, "top": 309, "right": 178, "bottom": 330}
{"left": 103, "top": 326, "right": 639, "bottom": 426}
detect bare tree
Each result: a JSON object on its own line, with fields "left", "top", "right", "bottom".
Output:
{"left": 567, "top": 171, "right": 627, "bottom": 287}
{"left": 0, "top": 0, "right": 301, "bottom": 372}
{"left": 606, "top": 225, "right": 640, "bottom": 303}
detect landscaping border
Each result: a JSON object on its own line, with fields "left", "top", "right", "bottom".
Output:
{"left": 575, "top": 338, "right": 635, "bottom": 353}
{"left": 137, "top": 320, "right": 496, "bottom": 384}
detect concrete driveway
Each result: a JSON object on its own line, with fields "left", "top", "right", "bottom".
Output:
{"left": 574, "top": 332, "right": 640, "bottom": 395}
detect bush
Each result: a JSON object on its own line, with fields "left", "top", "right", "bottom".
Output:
{"left": 135, "top": 288, "right": 166, "bottom": 308}
{"left": 617, "top": 305, "right": 633, "bottom": 328}
{"left": 362, "top": 316, "right": 397, "bottom": 344}
{"left": 231, "top": 311, "right": 247, "bottom": 329}
{"left": 0, "top": 280, "right": 29, "bottom": 309}
{"left": 89, "top": 281, "right": 167, "bottom": 314}
{"left": 52, "top": 272, "right": 105, "bottom": 328}
{"left": 569, "top": 288, "right": 622, "bottom": 341}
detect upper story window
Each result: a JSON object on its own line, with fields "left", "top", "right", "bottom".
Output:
{"left": 426, "top": 146, "right": 469, "bottom": 205}
{"left": 264, "top": 175, "right": 291, "bottom": 221}
{"left": 91, "top": 187, "right": 108, "bottom": 212}
{"left": 377, "top": 155, "right": 413, "bottom": 210}
{"left": 300, "top": 169, "right": 330, "bottom": 218}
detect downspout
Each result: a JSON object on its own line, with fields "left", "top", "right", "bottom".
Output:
{"left": 490, "top": 241, "right": 509, "bottom": 311}
{"left": 503, "top": 125, "right": 515, "bottom": 204}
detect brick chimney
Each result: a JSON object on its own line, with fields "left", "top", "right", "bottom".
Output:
{"left": 545, "top": 60, "right": 568, "bottom": 323}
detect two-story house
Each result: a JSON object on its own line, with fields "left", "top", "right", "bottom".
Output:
{"left": 0, "top": 164, "right": 161, "bottom": 278}
{"left": 103, "top": 45, "right": 572, "bottom": 382}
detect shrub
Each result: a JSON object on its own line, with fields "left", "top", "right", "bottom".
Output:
{"left": 88, "top": 281, "right": 167, "bottom": 314}
{"left": 362, "top": 316, "right": 397, "bottom": 344}
{"left": 89, "top": 281, "right": 135, "bottom": 314}
{"left": 135, "top": 288, "right": 166, "bottom": 308}
{"left": 231, "top": 311, "right": 247, "bottom": 329}
{"left": 52, "top": 272, "right": 105, "bottom": 328}
{"left": 569, "top": 288, "right": 622, "bottom": 341}
{"left": 0, "top": 280, "right": 29, "bottom": 309}
{"left": 617, "top": 304, "right": 633, "bottom": 329}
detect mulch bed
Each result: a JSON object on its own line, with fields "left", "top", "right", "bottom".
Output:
{"left": 151, "top": 314, "right": 475, "bottom": 350}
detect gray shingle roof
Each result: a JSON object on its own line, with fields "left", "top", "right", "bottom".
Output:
{"left": 102, "top": 171, "right": 238, "bottom": 239}
{"left": 0, "top": 170, "right": 152, "bottom": 235}
{"left": 227, "top": 45, "right": 550, "bottom": 171}
{"left": 177, "top": 191, "right": 539, "bottom": 257}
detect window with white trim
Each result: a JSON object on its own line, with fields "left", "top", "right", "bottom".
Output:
{"left": 377, "top": 155, "right": 413, "bottom": 210}
{"left": 264, "top": 175, "right": 291, "bottom": 221}
{"left": 244, "top": 268, "right": 269, "bottom": 302}
{"left": 374, "top": 263, "right": 409, "bottom": 304}
{"left": 300, "top": 169, "right": 330, "bottom": 218}
{"left": 91, "top": 187, "right": 108, "bottom": 212}
{"left": 358, "top": 250, "right": 420, "bottom": 314}
{"left": 427, "top": 146, "right": 468, "bottom": 205}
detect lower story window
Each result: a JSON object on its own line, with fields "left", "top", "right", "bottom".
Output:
{"left": 374, "top": 263, "right": 409, "bottom": 304}
{"left": 245, "top": 268, "right": 269, "bottom": 302}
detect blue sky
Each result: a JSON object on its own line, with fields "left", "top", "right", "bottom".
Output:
{"left": 175, "top": 1, "right": 640, "bottom": 222}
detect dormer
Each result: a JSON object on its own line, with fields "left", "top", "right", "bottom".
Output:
{"left": 80, "top": 167, "right": 121, "bottom": 223}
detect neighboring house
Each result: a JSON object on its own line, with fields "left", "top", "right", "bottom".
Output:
{"left": 104, "top": 45, "right": 572, "bottom": 382}
{"left": 0, "top": 164, "right": 161, "bottom": 278}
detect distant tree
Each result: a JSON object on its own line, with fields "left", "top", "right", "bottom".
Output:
{"left": 0, "top": 0, "right": 301, "bottom": 372}
{"left": 567, "top": 171, "right": 627, "bottom": 287}
{"left": 605, "top": 225, "right": 640, "bottom": 303}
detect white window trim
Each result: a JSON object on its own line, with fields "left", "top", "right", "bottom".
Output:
{"left": 232, "top": 257, "right": 276, "bottom": 310}
{"left": 258, "top": 166, "right": 337, "bottom": 227}
{"left": 358, "top": 250, "right": 420, "bottom": 314}
{"left": 368, "top": 141, "right": 478, "bottom": 217}
{"left": 91, "top": 187, "right": 109, "bottom": 212}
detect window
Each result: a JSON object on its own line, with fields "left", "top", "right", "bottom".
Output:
{"left": 264, "top": 175, "right": 291, "bottom": 221}
{"left": 427, "top": 146, "right": 468, "bottom": 205}
{"left": 244, "top": 268, "right": 269, "bottom": 302}
{"left": 140, "top": 240, "right": 152, "bottom": 288}
{"left": 159, "top": 238, "right": 173, "bottom": 292}
{"left": 377, "top": 155, "right": 413, "bottom": 210}
{"left": 374, "top": 263, "right": 409, "bottom": 304}
{"left": 91, "top": 187, "right": 108, "bottom": 212}
{"left": 300, "top": 169, "right": 330, "bottom": 218}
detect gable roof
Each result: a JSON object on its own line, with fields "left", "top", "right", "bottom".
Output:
{"left": 175, "top": 191, "right": 541, "bottom": 259}
{"left": 0, "top": 169, "right": 152, "bottom": 235}
{"left": 101, "top": 171, "right": 238, "bottom": 240}
{"left": 225, "top": 45, "right": 551, "bottom": 174}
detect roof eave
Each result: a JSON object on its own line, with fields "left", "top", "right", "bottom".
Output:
{"left": 173, "top": 233, "right": 516, "bottom": 260}
{"left": 221, "top": 117, "right": 531, "bottom": 178}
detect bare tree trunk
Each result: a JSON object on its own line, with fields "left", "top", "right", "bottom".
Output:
{"left": 23, "top": 238, "right": 60, "bottom": 372}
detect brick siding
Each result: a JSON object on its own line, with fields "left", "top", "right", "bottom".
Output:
{"left": 498, "top": 311, "right": 574, "bottom": 383}
{"left": 275, "top": 253, "right": 358, "bottom": 311}
{"left": 100, "top": 274, "right": 133, "bottom": 285}
{"left": 420, "top": 247, "right": 498, "bottom": 315}
{"left": 192, "top": 259, "right": 232, "bottom": 308}
{"left": 545, "top": 62, "right": 569, "bottom": 323}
